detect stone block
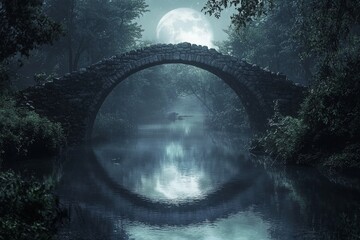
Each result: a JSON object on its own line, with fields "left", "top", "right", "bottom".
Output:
{"left": 174, "top": 52, "right": 180, "bottom": 60}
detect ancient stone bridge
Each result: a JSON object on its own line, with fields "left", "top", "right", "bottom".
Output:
{"left": 19, "top": 43, "right": 305, "bottom": 144}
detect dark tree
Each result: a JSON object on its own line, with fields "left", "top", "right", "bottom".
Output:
{"left": 217, "top": 1, "right": 313, "bottom": 84}
{"left": 204, "top": 0, "right": 360, "bottom": 56}
{"left": 202, "top": 0, "right": 274, "bottom": 29}
{"left": 0, "top": 0, "right": 62, "bottom": 62}
{"left": 44, "top": 0, "right": 148, "bottom": 72}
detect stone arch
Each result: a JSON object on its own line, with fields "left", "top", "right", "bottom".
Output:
{"left": 19, "top": 43, "right": 305, "bottom": 144}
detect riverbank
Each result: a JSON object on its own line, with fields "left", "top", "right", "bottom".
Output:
{"left": 0, "top": 94, "right": 67, "bottom": 240}
{"left": 0, "top": 170, "right": 66, "bottom": 240}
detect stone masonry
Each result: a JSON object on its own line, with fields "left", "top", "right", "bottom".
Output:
{"left": 18, "top": 43, "right": 306, "bottom": 144}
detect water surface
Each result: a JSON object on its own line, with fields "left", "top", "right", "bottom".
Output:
{"left": 56, "top": 101, "right": 360, "bottom": 240}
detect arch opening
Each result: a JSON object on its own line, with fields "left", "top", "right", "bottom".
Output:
{"left": 91, "top": 64, "right": 252, "bottom": 142}
{"left": 91, "top": 64, "right": 256, "bottom": 205}
{"left": 84, "top": 44, "right": 270, "bottom": 142}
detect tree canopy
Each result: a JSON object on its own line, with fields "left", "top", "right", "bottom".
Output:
{"left": 202, "top": 0, "right": 274, "bottom": 29}
{"left": 212, "top": 0, "right": 360, "bottom": 84}
{"left": 0, "top": 0, "right": 62, "bottom": 62}
{"left": 43, "top": 0, "right": 148, "bottom": 72}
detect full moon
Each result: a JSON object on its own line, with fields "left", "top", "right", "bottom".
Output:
{"left": 156, "top": 8, "right": 214, "bottom": 48}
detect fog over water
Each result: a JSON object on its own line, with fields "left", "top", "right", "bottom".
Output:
{"left": 55, "top": 95, "right": 360, "bottom": 240}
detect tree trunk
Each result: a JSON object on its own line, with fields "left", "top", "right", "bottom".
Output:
{"left": 301, "top": 58, "right": 312, "bottom": 85}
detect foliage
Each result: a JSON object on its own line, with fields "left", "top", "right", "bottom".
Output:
{"left": 217, "top": 1, "right": 315, "bottom": 84}
{"left": 98, "top": 66, "right": 177, "bottom": 123}
{"left": 33, "top": 72, "right": 58, "bottom": 85}
{"left": 212, "top": 0, "right": 360, "bottom": 84}
{"left": 300, "top": 52, "right": 360, "bottom": 140}
{"left": 202, "top": 0, "right": 274, "bottom": 29}
{"left": 221, "top": 21, "right": 309, "bottom": 83}
{"left": 300, "top": 49, "right": 360, "bottom": 167}
{"left": 257, "top": 116, "right": 308, "bottom": 164}
{"left": 0, "top": 63, "right": 10, "bottom": 92}
{"left": 205, "top": 103, "right": 248, "bottom": 132}
{"left": 257, "top": 49, "right": 360, "bottom": 168}
{"left": 204, "top": 0, "right": 360, "bottom": 41}
{"left": 292, "top": 0, "right": 360, "bottom": 58}
{"left": 210, "top": 0, "right": 360, "bottom": 168}
{"left": 57, "top": 204, "right": 131, "bottom": 240}
{"left": 325, "top": 144, "right": 360, "bottom": 169}
{"left": 172, "top": 65, "right": 249, "bottom": 132}
{"left": 92, "top": 113, "right": 136, "bottom": 141}
{"left": 172, "top": 65, "right": 218, "bottom": 113}
{"left": 0, "top": 171, "right": 64, "bottom": 240}
{"left": 38, "top": 0, "right": 148, "bottom": 73}
{"left": 93, "top": 65, "right": 180, "bottom": 140}
{"left": 0, "top": 0, "right": 62, "bottom": 62}
{"left": 0, "top": 95, "right": 65, "bottom": 162}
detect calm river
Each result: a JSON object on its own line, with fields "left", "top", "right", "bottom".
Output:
{"left": 54, "top": 99, "right": 360, "bottom": 240}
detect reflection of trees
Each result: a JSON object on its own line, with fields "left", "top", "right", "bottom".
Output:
{"left": 57, "top": 203, "right": 131, "bottom": 240}
{"left": 58, "top": 144, "right": 360, "bottom": 239}
{"left": 93, "top": 133, "right": 246, "bottom": 202}
{"left": 263, "top": 165, "right": 360, "bottom": 239}
{"left": 58, "top": 146, "right": 270, "bottom": 226}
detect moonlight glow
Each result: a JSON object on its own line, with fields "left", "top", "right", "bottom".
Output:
{"left": 156, "top": 8, "right": 215, "bottom": 48}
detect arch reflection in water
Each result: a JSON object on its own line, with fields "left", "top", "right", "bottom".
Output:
{"left": 57, "top": 122, "right": 360, "bottom": 240}
{"left": 93, "top": 116, "right": 243, "bottom": 204}
{"left": 59, "top": 94, "right": 273, "bottom": 239}
{"left": 155, "top": 142, "right": 204, "bottom": 201}
{"left": 92, "top": 94, "right": 243, "bottom": 204}
{"left": 123, "top": 211, "right": 271, "bottom": 240}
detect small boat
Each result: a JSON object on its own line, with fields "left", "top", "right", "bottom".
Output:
{"left": 167, "top": 112, "right": 193, "bottom": 121}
